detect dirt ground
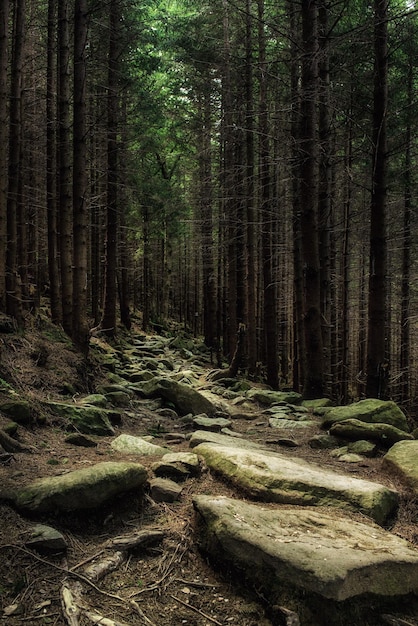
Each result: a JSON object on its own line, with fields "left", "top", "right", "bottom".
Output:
{"left": 0, "top": 322, "right": 417, "bottom": 626}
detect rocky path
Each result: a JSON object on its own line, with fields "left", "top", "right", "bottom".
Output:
{"left": 0, "top": 331, "right": 418, "bottom": 626}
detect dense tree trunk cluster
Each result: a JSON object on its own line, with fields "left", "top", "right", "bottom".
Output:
{"left": 0, "top": 0, "right": 416, "bottom": 413}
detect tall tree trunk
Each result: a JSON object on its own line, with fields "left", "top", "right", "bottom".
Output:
{"left": 101, "top": 0, "right": 118, "bottom": 336}
{"left": 198, "top": 82, "right": 217, "bottom": 350}
{"left": 399, "top": 51, "right": 413, "bottom": 405}
{"left": 6, "top": 0, "right": 25, "bottom": 325}
{"left": 46, "top": 0, "right": 61, "bottom": 323}
{"left": 366, "top": 0, "right": 389, "bottom": 399}
{"left": 288, "top": 0, "right": 304, "bottom": 392}
{"left": 299, "top": 0, "right": 323, "bottom": 398}
{"left": 245, "top": 0, "right": 257, "bottom": 375}
{"left": 258, "top": 0, "right": 278, "bottom": 389}
{"left": 58, "top": 0, "right": 73, "bottom": 335}
{"left": 318, "top": 1, "right": 332, "bottom": 395}
{"left": 72, "top": 0, "right": 89, "bottom": 353}
{"left": 0, "top": 0, "right": 8, "bottom": 312}
{"left": 222, "top": 0, "right": 237, "bottom": 360}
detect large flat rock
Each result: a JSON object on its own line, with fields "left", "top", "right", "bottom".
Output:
{"left": 322, "top": 399, "right": 408, "bottom": 431}
{"left": 383, "top": 440, "right": 418, "bottom": 494}
{"left": 11, "top": 462, "right": 148, "bottom": 513}
{"left": 193, "top": 443, "right": 398, "bottom": 524}
{"left": 193, "top": 495, "right": 418, "bottom": 602}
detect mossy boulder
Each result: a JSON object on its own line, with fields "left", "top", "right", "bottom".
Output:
{"left": 322, "top": 399, "right": 408, "bottom": 432}
{"left": 111, "top": 434, "right": 168, "bottom": 457}
{"left": 329, "top": 419, "right": 413, "bottom": 448}
{"left": 246, "top": 389, "right": 302, "bottom": 406}
{"left": 383, "top": 441, "right": 418, "bottom": 494}
{"left": 45, "top": 401, "right": 117, "bottom": 435}
{"left": 79, "top": 394, "right": 108, "bottom": 408}
{"left": 11, "top": 461, "right": 147, "bottom": 513}
{"left": 0, "top": 399, "right": 32, "bottom": 424}
{"left": 134, "top": 376, "right": 217, "bottom": 416}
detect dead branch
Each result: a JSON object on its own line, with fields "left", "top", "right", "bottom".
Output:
{"left": 84, "top": 551, "right": 126, "bottom": 582}
{"left": 170, "top": 594, "right": 222, "bottom": 626}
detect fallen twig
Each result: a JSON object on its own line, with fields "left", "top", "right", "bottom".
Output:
{"left": 170, "top": 594, "right": 222, "bottom": 626}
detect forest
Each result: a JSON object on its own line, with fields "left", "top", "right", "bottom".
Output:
{"left": 0, "top": 0, "right": 416, "bottom": 414}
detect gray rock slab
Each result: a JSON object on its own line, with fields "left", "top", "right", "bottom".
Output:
{"left": 189, "top": 430, "right": 263, "bottom": 450}
{"left": 11, "top": 462, "right": 147, "bottom": 513}
{"left": 193, "top": 495, "right": 418, "bottom": 601}
{"left": 269, "top": 417, "right": 317, "bottom": 430}
{"left": 246, "top": 389, "right": 302, "bottom": 406}
{"left": 111, "top": 434, "right": 168, "bottom": 457}
{"left": 149, "top": 477, "right": 182, "bottom": 503}
{"left": 322, "top": 399, "right": 408, "bottom": 432}
{"left": 152, "top": 452, "right": 201, "bottom": 478}
{"left": 26, "top": 524, "right": 67, "bottom": 553}
{"left": 192, "top": 443, "right": 398, "bottom": 524}
{"left": 329, "top": 419, "right": 413, "bottom": 447}
{"left": 383, "top": 441, "right": 418, "bottom": 494}
{"left": 193, "top": 415, "right": 232, "bottom": 432}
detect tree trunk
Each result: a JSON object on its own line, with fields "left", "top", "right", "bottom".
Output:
{"left": 258, "top": 0, "right": 278, "bottom": 389}
{"left": 245, "top": 0, "right": 257, "bottom": 376}
{"left": 299, "top": 0, "right": 323, "bottom": 399}
{"left": 6, "top": 0, "right": 25, "bottom": 325}
{"left": 318, "top": 1, "right": 332, "bottom": 395}
{"left": 46, "top": 0, "right": 61, "bottom": 324}
{"left": 0, "top": 0, "right": 8, "bottom": 312}
{"left": 366, "top": 0, "right": 389, "bottom": 399}
{"left": 72, "top": 0, "right": 89, "bottom": 353}
{"left": 100, "top": 0, "right": 119, "bottom": 337}
{"left": 198, "top": 82, "right": 217, "bottom": 351}
{"left": 399, "top": 47, "right": 412, "bottom": 405}
{"left": 58, "top": 0, "right": 73, "bottom": 335}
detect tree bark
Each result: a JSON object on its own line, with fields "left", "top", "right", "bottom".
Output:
{"left": 72, "top": 0, "right": 89, "bottom": 353}
{"left": 58, "top": 0, "right": 73, "bottom": 335}
{"left": 299, "top": 0, "right": 324, "bottom": 399}
{"left": 366, "top": 0, "right": 389, "bottom": 399}
{"left": 100, "top": 0, "right": 119, "bottom": 337}
{"left": 0, "top": 0, "right": 8, "bottom": 312}
{"left": 46, "top": 0, "right": 61, "bottom": 324}
{"left": 6, "top": 0, "right": 25, "bottom": 325}
{"left": 258, "top": 0, "right": 278, "bottom": 389}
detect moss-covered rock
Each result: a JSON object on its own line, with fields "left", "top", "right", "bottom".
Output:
{"left": 111, "top": 434, "right": 168, "bottom": 457}
{"left": 246, "top": 389, "right": 302, "bottom": 406}
{"left": 322, "top": 399, "right": 408, "bottom": 432}
{"left": 11, "top": 461, "right": 147, "bottom": 513}
{"left": 45, "top": 401, "right": 117, "bottom": 435}
{"left": 329, "top": 419, "right": 413, "bottom": 447}
{"left": 383, "top": 441, "right": 418, "bottom": 494}
{"left": 0, "top": 399, "right": 32, "bottom": 424}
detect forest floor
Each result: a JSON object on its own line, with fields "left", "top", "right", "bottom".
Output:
{"left": 0, "top": 317, "right": 417, "bottom": 626}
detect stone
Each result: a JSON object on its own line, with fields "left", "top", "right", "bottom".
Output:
{"left": 308, "top": 434, "right": 340, "bottom": 449}
{"left": 111, "top": 434, "right": 168, "bottom": 457}
{"left": 383, "top": 441, "right": 418, "bottom": 494}
{"left": 149, "top": 478, "right": 182, "bottom": 502}
{"left": 347, "top": 440, "right": 378, "bottom": 457}
{"left": 193, "top": 414, "right": 232, "bottom": 432}
{"left": 79, "top": 394, "right": 108, "bottom": 407}
{"left": 135, "top": 376, "right": 217, "bottom": 416}
{"left": 3, "top": 421, "right": 19, "bottom": 436}
{"left": 64, "top": 433, "right": 97, "bottom": 448}
{"left": 152, "top": 452, "right": 201, "bottom": 479}
{"left": 26, "top": 524, "right": 67, "bottom": 553}
{"left": 322, "top": 399, "right": 408, "bottom": 432}
{"left": 11, "top": 461, "right": 147, "bottom": 513}
{"left": 246, "top": 389, "right": 302, "bottom": 406}
{"left": 302, "top": 398, "right": 334, "bottom": 409}
{"left": 192, "top": 443, "right": 398, "bottom": 524}
{"left": 269, "top": 418, "right": 317, "bottom": 430}
{"left": 104, "top": 391, "right": 131, "bottom": 407}
{"left": 329, "top": 419, "right": 413, "bottom": 447}
{"left": 0, "top": 399, "right": 31, "bottom": 424}
{"left": 189, "top": 430, "right": 263, "bottom": 450}
{"left": 193, "top": 496, "right": 418, "bottom": 602}
{"left": 45, "top": 401, "right": 117, "bottom": 436}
